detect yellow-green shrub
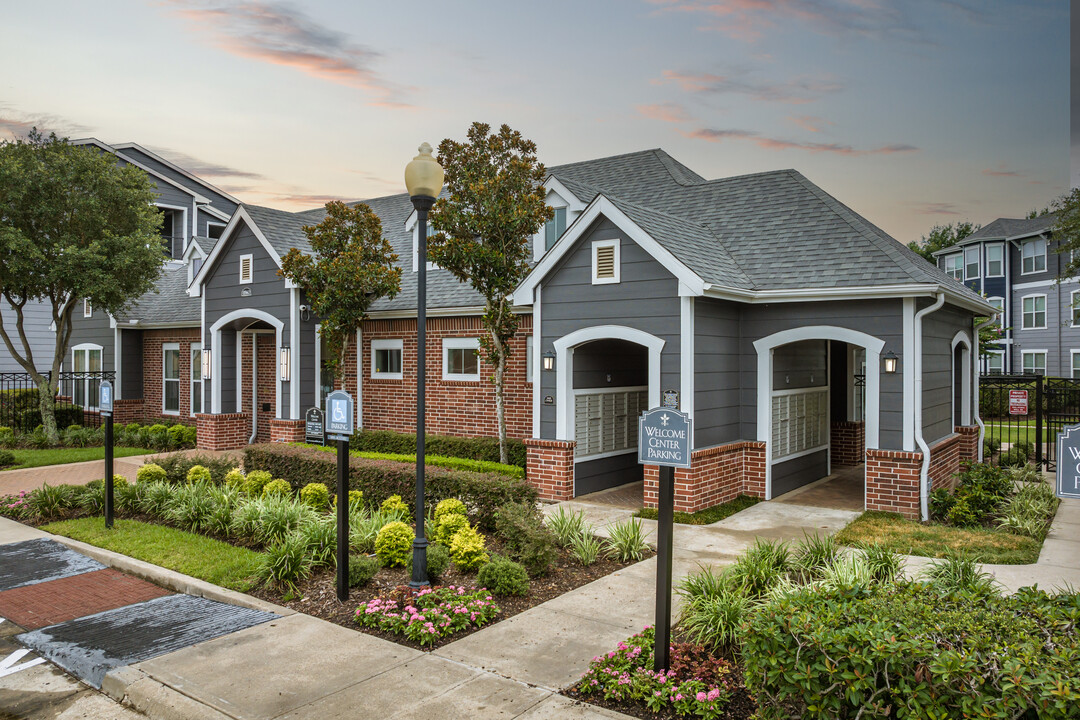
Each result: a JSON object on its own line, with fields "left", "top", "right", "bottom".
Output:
{"left": 136, "top": 463, "right": 167, "bottom": 484}
{"left": 375, "top": 520, "right": 414, "bottom": 567}
{"left": 224, "top": 468, "right": 246, "bottom": 489}
{"left": 242, "top": 470, "right": 273, "bottom": 496}
{"left": 434, "top": 498, "right": 467, "bottom": 525}
{"left": 435, "top": 512, "right": 470, "bottom": 545}
{"left": 262, "top": 479, "right": 292, "bottom": 498}
{"left": 449, "top": 525, "right": 489, "bottom": 571}
{"left": 380, "top": 494, "right": 408, "bottom": 515}
{"left": 186, "top": 465, "right": 212, "bottom": 484}
{"left": 300, "top": 482, "right": 330, "bottom": 510}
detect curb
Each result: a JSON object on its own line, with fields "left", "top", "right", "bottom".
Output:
{"left": 103, "top": 667, "right": 235, "bottom": 720}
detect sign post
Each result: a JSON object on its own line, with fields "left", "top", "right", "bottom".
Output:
{"left": 1056, "top": 423, "right": 1080, "bottom": 499}
{"left": 638, "top": 407, "right": 692, "bottom": 672}
{"left": 325, "top": 390, "right": 354, "bottom": 601}
{"left": 99, "top": 381, "right": 114, "bottom": 529}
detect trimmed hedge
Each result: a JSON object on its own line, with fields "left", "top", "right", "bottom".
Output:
{"left": 243, "top": 444, "right": 536, "bottom": 531}
{"left": 148, "top": 453, "right": 238, "bottom": 485}
{"left": 15, "top": 404, "right": 85, "bottom": 432}
{"left": 291, "top": 442, "right": 524, "bottom": 479}
{"left": 347, "top": 429, "right": 526, "bottom": 469}
{"left": 744, "top": 582, "right": 1080, "bottom": 719}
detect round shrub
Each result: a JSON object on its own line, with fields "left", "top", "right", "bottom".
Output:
{"left": 0, "top": 449, "right": 15, "bottom": 468}
{"left": 449, "top": 525, "right": 489, "bottom": 571}
{"left": 242, "top": 470, "right": 273, "bottom": 496}
{"left": 331, "top": 489, "right": 364, "bottom": 507}
{"left": 167, "top": 424, "right": 187, "bottom": 448}
{"left": 137, "top": 463, "right": 168, "bottom": 484}
{"left": 375, "top": 520, "right": 414, "bottom": 567}
{"left": 477, "top": 557, "right": 530, "bottom": 596}
{"left": 998, "top": 447, "right": 1027, "bottom": 468}
{"left": 262, "top": 479, "right": 292, "bottom": 498}
{"left": 380, "top": 494, "right": 408, "bottom": 515}
{"left": 146, "top": 424, "right": 170, "bottom": 450}
{"left": 224, "top": 468, "right": 246, "bottom": 489}
{"left": 407, "top": 542, "right": 451, "bottom": 579}
{"left": 300, "top": 482, "right": 330, "bottom": 510}
{"left": 179, "top": 425, "right": 197, "bottom": 447}
{"left": 0, "top": 426, "right": 16, "bottom": 449}
{"left": 434, "top": 498, "right": 467, "bottom": 525}
{"left": 349, "top": 554, "right": 380, "bottom": 587}
{"left": 435, "top": 512, "right": 470, "bottom": 545}
{"left": 186, "top": 465, "right": 212, "bottom": 484}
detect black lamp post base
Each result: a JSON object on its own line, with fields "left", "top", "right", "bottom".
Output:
{"left": 409, "top": 536, "right": 430, "bottom": 589}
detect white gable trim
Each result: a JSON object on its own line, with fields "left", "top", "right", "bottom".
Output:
{"left": 113, "top": 142, "right": 242, "bottom": 204}
{"left": 544, "top": 175, "right": 590, "bottom": 211}
{"left": 200, "top": 204, "right": 232, "bottom": 222}
{"left": 188, "top": 207, "right": 284, "bottom": 296}
{"left": 71, "top": 138, "right": 211, "bottom": 204}
{"left": 512, "top": 195, "right": 705, "bottom": 306}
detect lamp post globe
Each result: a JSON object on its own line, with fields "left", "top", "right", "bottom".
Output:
{"left": 405, "top": 142, "right": 443, "bottom": 589}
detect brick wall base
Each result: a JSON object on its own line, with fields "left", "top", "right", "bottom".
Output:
{"left": 196, "top": 413, "right": 251, "bottom": 451}
{"left": 865, "top": 448, "right": 921, "bottom": 519}
{"left": 525, "top": 438, "right": 575, "bottom": 501}
{"left": 270, "top": 419, "right": 306, "bottom": 443}
{"left": 644, "top": 440, "right": 767, "bottom": 513}
{"left": 928, "top": 433, "right": 962, "bottom": 493}
{"left": 956, "top": 425, "right": 979, "bottom": 463}
{"left": 112, "top": 399, "right": 144, "bottom": 425}
{"left": 830, "top": 421, "right": 865, "bottom": 466}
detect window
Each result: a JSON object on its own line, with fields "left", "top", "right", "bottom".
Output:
{"left": 1022, "top": 237, "right": 1046, "bottom": 274}
{"left": 83, "top": 299, "right": 92, "bottom": 318}
{"left": 943, "top": 254, "right": 963, "bottom": 280}
{"left": 371, "top": 339, "right": 403, "bottom": 379}
{"left": 987, "top": 297, "right": 1004, "bottom": 327}
{"left": 526, "top": 335, "right": 534, "bottom": 382}
{"left": 239, "top": 254, "right": 253, "bottom": 284}
{"left": 964, "top": 246, "right": 979, "bottom": 280}
{"left": 163, "top": 343, "right": 180, "bottom": 414}
{"left": 1072, "top": 290, "right": 1080, "bottom": 327}
{"left": 190, "top": 343, "right": 203, "bottom": 415}
{"left": 987, "top": 352, "right": 1004, "bottom": 375}
{"left": 442, "top": 338, "right": 479, "bottom": 381}
{"left": 1022, "top": 295, "right": 1046, "bottom": 329}
{"left": 71, "top": 344, "right": 102, "bottom": 410}
{"left": 592, "top": 239, "right": 620, "bottom": 285}
{"left": 574, "top": 387, "right": 647, "bottom": 459}
{"left": 771, "top": 388, "right": 829, "bottom": 461}
{"left": 544, "top": 207, "right": 567, "bottom": 251}
{"left": 192, "top": 257, "right": 203, "bottom": 277}
{"left": 207, "top": 223, "right": 225, "bottom": 239}
{"left": 1073, "top": 351, "right": 1080, "bottom": 379}
{"left": 317, "top": 328, "right": 334, "bottom": 403}
{"left": 1022, "top": 351, "right": 1046, "bottom": 375}
{"left": 986, "top": 244, "right": 1004, "bottom": 277}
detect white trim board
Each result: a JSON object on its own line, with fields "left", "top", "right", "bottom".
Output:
{"left": 189, "top": 207, "right": 287, "bottom": 296}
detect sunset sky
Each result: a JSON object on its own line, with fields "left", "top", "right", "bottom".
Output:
{"left": 0, "top": 0, "right": 1068, "bottom": 245}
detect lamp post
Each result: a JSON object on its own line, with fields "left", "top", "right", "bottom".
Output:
{"left": 404, "top": 142, "right": 444, "bottom": 589}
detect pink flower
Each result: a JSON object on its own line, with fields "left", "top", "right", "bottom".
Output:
{"left": 675, "top": 694, "right": 683, "bottom": 701}
{"left": 707, "top": 688, "right": 720, "bottom": 701}
{"left": 696, "top": 692, "right": 707, "bottom": 702}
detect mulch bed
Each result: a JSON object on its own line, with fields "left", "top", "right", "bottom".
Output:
{"left": 251, "top": 539, "right": 653, "bottom": 651}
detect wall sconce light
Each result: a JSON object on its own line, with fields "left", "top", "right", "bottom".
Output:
{"left": 202, "top": 348, "right": 212, "bottom": 380}
{"left": 542, "top": 351, "right": 556, "bottom": 372}
{"left": 279, "top": 346, "right": 291, "bottom": 382}
{"left": 883, "top": 350, "right": 898, "bottom": 374}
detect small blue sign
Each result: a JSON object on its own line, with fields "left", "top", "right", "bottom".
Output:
{"left": 638, "top": 407, "right": 692, "bottom": 469}
{"left": 1056, "top": 423, "right": 1080, "bottom": 499}
{"left": 99, "top": 380, "right": 113, "bottom": 413}
{"left": 325, "top": 390, "right": 354, "bottom": 436}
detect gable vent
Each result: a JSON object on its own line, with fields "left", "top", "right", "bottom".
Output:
{"left": 239, "top": 254, "right": 253, "bottom": 284}
{"left": 592, "top": 240, "right": 619, "bottom": 284}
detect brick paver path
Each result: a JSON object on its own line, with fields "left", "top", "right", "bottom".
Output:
{"left": 0, "top": 568, "right": 171, "bottom": 630}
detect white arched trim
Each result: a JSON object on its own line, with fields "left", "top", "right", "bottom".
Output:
{"left": 209, "top": 309, "right": 285, "bottom": 416}
{"left": 951, "top": 330, "right": 973, "bottom": 427}
{"left": 552, "top": 325, "right": 666, "bottom": 441}
{"left": 753, "top": 325, "right": 886, "bottom": 500}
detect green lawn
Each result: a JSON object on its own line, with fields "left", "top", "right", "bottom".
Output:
{"left": 636, "top": 494, "right": 760, "bottom": 525}
{"left": 41, "top": 517, "right": 265, "bottom": 591}
{"left": 835, "top": 511, "right": 1041, "bottom": 565}
{"left": 1, "top": 446, "right": 153, "bottom": 471}
{"left": 982, "top": 420, "right": 1053, "bottom": 444}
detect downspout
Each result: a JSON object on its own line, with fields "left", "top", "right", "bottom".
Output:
{"left": 972, "top": 313, "right": 1000, "bottom": 462}
{"left": 249, "top": 334, "right": 258, "bottom": 445}
{"left": 914, "top": 292, "right": 945, "bottom": 521}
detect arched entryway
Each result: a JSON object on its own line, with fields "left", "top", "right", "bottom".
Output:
{"left": 553, "top": 325, "right": 664, "bottom": 496}
{"left": 208, "top": 309, "right": 284, "bottom": 444}
{"left": 753, "top": 326, "right": 885, "bottom": 507}
{"left": 952, "top": 331, "right": 973, "bottom": 427}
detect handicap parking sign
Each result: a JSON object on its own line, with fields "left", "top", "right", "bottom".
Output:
{"left": 99, "top": 380, "right": 113, "bottom": 413}
{"left": 325, "top": 390, "right": 354, "bottom": 436}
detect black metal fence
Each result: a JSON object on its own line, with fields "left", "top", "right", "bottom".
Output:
{"left": 0, "top": 371, "right": 115, "bottom": 431}
{"left": 979, "top": 374, "right": 1080, "bottom": 470}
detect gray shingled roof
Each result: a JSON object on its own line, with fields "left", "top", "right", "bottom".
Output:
{"left": 117, "top": 263, "right": 200, "bottom": 324}
{"left": 961, "top": 214, "right": 1058, "bottom": 243}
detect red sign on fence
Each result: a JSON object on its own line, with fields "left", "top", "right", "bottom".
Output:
{"left": 1009, "top": 390, "right": 1029, "bottom": 415}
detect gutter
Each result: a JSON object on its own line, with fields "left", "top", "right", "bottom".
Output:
{"left": 249, "top": 335, "right": 258, "bottom": 445}
{"left": 913, "top": 292, "right": 945, "bottom": 522}
{"left": 972, "top": 313, "right": 1000, "bottom": 462}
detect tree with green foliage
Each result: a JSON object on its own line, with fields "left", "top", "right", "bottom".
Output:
{"left": 0, "top": 130, "right": 164, "bottom": 444}
{"left": 1050, "top": 187, "right": 1080, "bottom": 280}
{"left": 279, "top": 201, "right": 401, "bottom": 385}
{"left": 906, "top": 221, "right": 980, "bottom": 262}
{"left": 428, "top": 123, "right": 553, "bottom": 464}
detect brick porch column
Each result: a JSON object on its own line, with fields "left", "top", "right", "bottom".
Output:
{"left": 270, "top": 418, "right": 306, "bottom": 443}
{"left": 644, "top": 440, "right": 767, "bottom": 512}
{"left": 830, "top": 421, "right": 865, "bottom": 466}
{"left": 525, "top": 438, "right": 575, "bottom": 501}
{"left": 196, "top": 413, "right": 251, "bottom": 451}
{"left": 955, "top": 425, "right": 979, "bottom": 463}
{"left": 864, "top": 448, "right": 921, "bottom": 519}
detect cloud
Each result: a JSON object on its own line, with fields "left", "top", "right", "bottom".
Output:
{"left": 682, "top": 127, "right": 917, "bottom": 156}
{"left": 258, "top": 191, "right": 358, "bottom": 209}
{"left": 659, "top": 69, "right": 842, "bottom": 104}
{"left": 162, "top": 1, "right": 410, "bottom": 107}
{"left": 637, "top": 103, "right": 691, "bottom": 123}
{"left": 982, "top": 166, "right": 1021, "bottom": 178}
{"left": 0, "top": 105, "right": 90, "bottom": 141}
{"left": 911, "top": 202, "right": 960, "bottom": 215}
{"left": 146, "top": 146, "right": 265, "bottom": 180}
{"left": 788, "top": 114, "right": 832, "bottom": 132}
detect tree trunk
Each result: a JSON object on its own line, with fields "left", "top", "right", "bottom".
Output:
{"left": 36, "top": 375, "right": 59, "bottom": 445}
{"left": 495, "top": 348, "right": 508, "bottom": 465}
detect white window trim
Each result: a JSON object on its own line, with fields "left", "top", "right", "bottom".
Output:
{"left": 442, "top": 337, "right": 480, "bottom": 381}
{"left": 82, "top": 299, "right": 92, "bottom": 318}
{"left": 1071, "top": 290, "right": 1080, "bottom": 328}
{"left": 986, "top": 350, "right": 1005, "bottom": 374}
{"left": 206, "top": 221, "right": 226, "bottom": 238}
{"left": 71, "top": 343, "right": 103, "bottom": 411}
{"left": 1021, "top": 293, "right": 1047, "bottom": 330}
{"left": 591, "top": 238, "right": 620, "bottom": 285}
{"left": 1022, "top": 349, "right": 1047, "bottom": 375}
{"left": 156, "top": 203, "right": 189, "bottom": 257}
{"left": 943, "top": 253, "right": 963, "bottom": 280}
{"left": 190, "top": 343, "right": 203, "bottom": 417}
{"left": 985, "top": 243, "right": 1004, "bottom": 278}
{"left": 162, "top": 342, "right": 181, "bottom": 415}
{"left": 526, "top": 335, "right": 534, "bottom": 383}
{"left": 411, "top": 225, "right": 439, "bottom": 273}
{"left": 1021, "top": 238, "right": 1047, "bottom": 275}
{"left": 987, "top": 296, "right": 1005, "bottom": 327}
{"left": 371, "top": 338, "right": 404, "bottom": 379}
{"left": 239, "top": 253, "right": 253, "bottom": 284}
{"left": 964, "top": 245, "right": 980, "bottom": 280}
{"left": 1072, "top": 349, "right": 1080, "bottom": 379}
